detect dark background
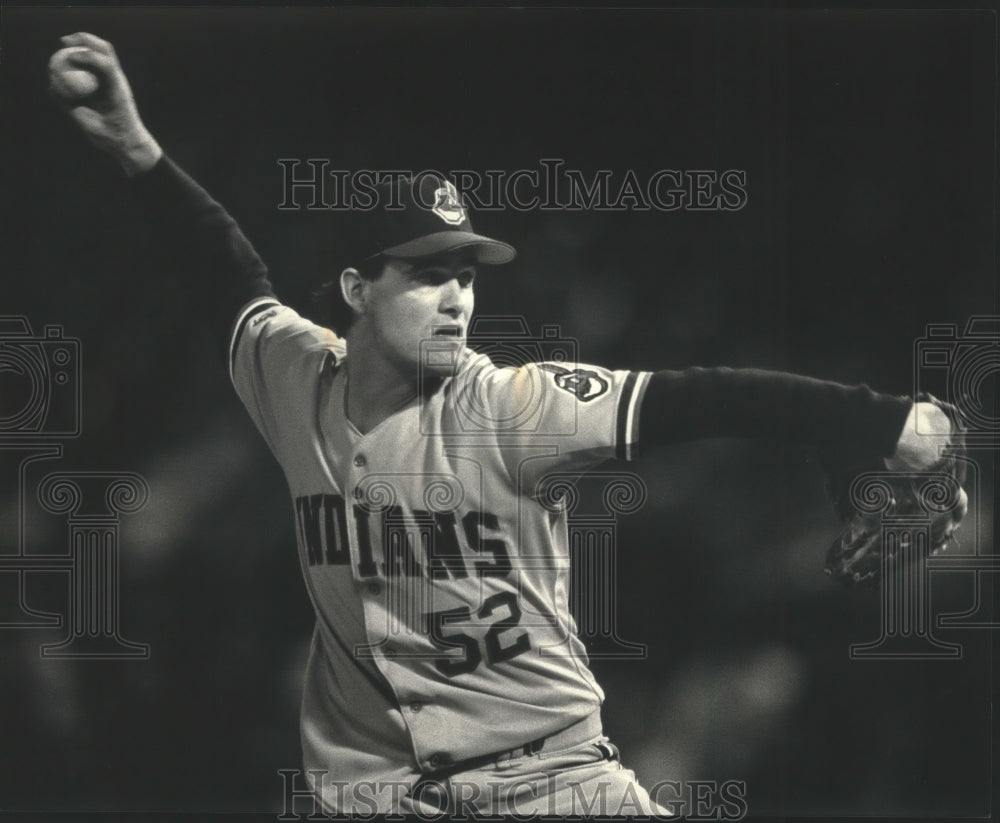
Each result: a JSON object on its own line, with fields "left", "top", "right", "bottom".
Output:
{"left": 0, "top": 5, "right": 995, "bottom": 820}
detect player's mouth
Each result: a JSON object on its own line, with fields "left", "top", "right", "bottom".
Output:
{"left": 431, "top": 325, "right": 464, "bottom": 338}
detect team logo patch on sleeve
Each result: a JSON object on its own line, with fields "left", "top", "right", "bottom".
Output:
{"left": 539, "top": 363, "right": 609, "bottom": 401}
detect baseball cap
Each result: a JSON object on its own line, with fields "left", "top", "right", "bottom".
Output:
{"left": 352, "top": 173, "right": 516, "bottom": 265}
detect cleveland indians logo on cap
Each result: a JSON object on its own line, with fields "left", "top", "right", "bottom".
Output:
{"left": 431, "top": 180, "right": 467, "bottom": 226}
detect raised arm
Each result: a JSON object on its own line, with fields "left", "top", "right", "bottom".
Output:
{"left": 48, "top": 32, "right": 277, "bottom": 352}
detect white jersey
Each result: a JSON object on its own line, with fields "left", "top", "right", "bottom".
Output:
{"left": 229, "top": 297, "right": 651, "bottom": 803}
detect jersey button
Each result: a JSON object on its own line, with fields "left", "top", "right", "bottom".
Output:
{"left": 353, "top": 454, "right": 366, "bottom": 467}
{"left": 353, "top": 487, "right": 364, "bottom": 501}
{"left": 366, "top": 582, "right": 382, "bottom": 596}
{"left": 428, "top": 753, "right": 443, "bottom": 769}
{"left": 409, "top": 701, "right": 423, "bottom": 713}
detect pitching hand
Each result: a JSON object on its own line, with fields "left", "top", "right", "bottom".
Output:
{"left": 49, "top": 32, "right": 162, "bottom": 176}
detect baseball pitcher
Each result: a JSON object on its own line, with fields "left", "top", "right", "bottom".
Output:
{"left": 48, "top": 32, "right": 968, "bottom": 816}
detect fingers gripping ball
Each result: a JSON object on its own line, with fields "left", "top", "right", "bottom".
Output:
{"left": 49, "top": 48, "right": 100, "bottom": 100}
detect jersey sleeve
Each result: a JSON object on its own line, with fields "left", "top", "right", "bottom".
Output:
{"left": 457, "top": 356, "right": 651, "bottom": 488}
{"left": 230, "top": 297, "right": 347, "bottom": 454}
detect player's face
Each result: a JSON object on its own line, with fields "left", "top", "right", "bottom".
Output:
{"left": 364, "top": 252, "right": 477, "bottom": 377}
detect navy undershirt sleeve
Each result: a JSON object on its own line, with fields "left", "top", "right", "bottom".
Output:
{"left": 638, "top": 366, "right": 912, "bottom": 457}
{"left": 127, "top": 155, "right": 276, "bottom": 356}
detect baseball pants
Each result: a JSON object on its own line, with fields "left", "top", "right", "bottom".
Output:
{"left": 398, "top": 712, "right": 671, "bottom": 817}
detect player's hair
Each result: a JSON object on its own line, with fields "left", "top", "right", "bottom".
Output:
{"left": 311, "top": 255, "right": 387, "bottom": 334}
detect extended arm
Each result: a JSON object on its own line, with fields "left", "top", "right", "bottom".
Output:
{"left": 637, "top": 367, "right": 951, "bottom": 470}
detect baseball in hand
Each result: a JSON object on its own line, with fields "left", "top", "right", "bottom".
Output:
{"left": 50, "top": 49, "right": 100, "bottom": 99}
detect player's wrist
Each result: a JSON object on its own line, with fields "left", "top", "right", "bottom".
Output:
{"left": 116, "top": 128, "right": 162, "bottom": 177}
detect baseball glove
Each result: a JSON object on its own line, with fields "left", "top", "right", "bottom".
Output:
{"left": 823, "top": 394, "right": 969, "bottom": 587}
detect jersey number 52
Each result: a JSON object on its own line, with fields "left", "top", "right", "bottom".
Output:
{"left": 425, "top": 591, "right": 530, "bottom": 676}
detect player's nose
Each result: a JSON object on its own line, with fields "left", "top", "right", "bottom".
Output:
{"left": 438, "top": 278, "right": 465, "bottom": 317}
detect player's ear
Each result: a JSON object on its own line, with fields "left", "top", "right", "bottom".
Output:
{"left": 340, "top": 267, "right": 367, "bottom": 315}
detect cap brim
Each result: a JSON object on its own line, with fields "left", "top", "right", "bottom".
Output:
{"left": 382, "top": 231, "right": 516, "bottom": 265}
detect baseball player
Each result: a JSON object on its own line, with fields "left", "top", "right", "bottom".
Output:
{"left": 49, "top": 32, "right": 961, "bottom": 817}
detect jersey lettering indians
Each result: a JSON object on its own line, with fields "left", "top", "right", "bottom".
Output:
{"left": 230, "top": 297, "right": 650, "bottom": 785}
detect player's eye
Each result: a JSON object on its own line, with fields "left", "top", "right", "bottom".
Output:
{"left": 415, "top": 268, "right": 448, "bottom": 284}
{"left": 411, "top": 264, "right": 476, "bottom": 288}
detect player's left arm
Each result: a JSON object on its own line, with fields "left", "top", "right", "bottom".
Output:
{"left": 634, "top": 367, "right": 950, "bottom": 468}
{"left": 481, "top": 363, "right": 954, "bottom": 488}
